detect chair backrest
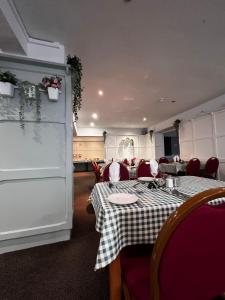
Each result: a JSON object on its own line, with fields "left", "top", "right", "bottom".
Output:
{"left": 123, "top": 158, "right": 130, "bottom": 166}
{"left": 204, "top": 157, "right": 219, "bottom": 179}
{"left": 158, "top": 157, "right": 169, "bottom": 164}
{"left": 136, "top": 161, "right": 160, "bottom": 178}
{"left": 119, "top": 163, "right": 130, "bottom": 180}
{"left": 136, "top": 161, "right": 151, "bottom": 177}
{"left": 186, "top": 158, "right": 200, "bottom": 176}
{"left": 102, "top": 163, "right": 129, "bottom": 181}
{"left": 150, "top": 187, "right": 225, "bottom": 300}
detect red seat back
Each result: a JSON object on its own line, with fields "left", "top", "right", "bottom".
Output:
{"left": 136, "top": 162, "right": 160, "bottom": 178}
{"left": 123, "top": 159, "right": 130, "bottom": 166}
{"left": 204, "top": 157, "right": 219, "bottom": 179}
{"left": 158, "top": 157, "right": 169, "bottom": 164}
{"left": 102, "top": 163, "right": 129, "bottom": 181}
{"left": 137, "top": 161, "right": 151, "bottom": 177}
{"left": 186, "top": 158, "right": 200, "bottom": 176}
{"left": 159, "top": 202, "right": 225, "bottom": 300}
{"left": 119, "top": 163, "right": 130, "bottom": 180}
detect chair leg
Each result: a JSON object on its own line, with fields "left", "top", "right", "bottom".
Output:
{"left": 122, "top": 282, "right": 133, "bottom": 300}
{"left": 109, "top": 255, "right": 122, "bottom": 300}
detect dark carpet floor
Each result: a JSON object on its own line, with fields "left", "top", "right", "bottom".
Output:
{"left": 0, "top": 172, "right": 109, "bottom": 300}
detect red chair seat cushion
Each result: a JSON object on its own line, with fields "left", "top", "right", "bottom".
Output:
{"left": 121, "top": 244, "right": 153, "bottom": 300}
{"left": 121, "top": 256, "right": 151, "bottom": 300}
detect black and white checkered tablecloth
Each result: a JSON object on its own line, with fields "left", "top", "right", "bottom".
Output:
{"left": 90, "top": 176, "right": 225, "bottom": 270}
{"left": 159, "top": 162, "right": 187, "bottom": 174}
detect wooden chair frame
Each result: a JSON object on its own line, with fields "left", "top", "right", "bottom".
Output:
{"left": 150, "top": 187, "right": 225, "bottom": 300}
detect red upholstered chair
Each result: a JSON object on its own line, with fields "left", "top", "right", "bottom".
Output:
{"left": 123, "top": 158, "right": 130, "bottom": 166}
{"left": 91, "top": 161, "right": 101, "bottom": 183}
{"left": 102, "top": 163, "right": 129, "bottom": 181}
{"left": 136, "top": 162, "right": 160, "bottom": 178}
{"left": 120, "top": 187, "right": 225, "bottom": 300}
{"left": 203, "top": 157, "right": 219, "bottom": 179}
{"left": 158, "top": 157, "right": 169, "bottom": 164}
{"left": 186, "top": 158, "right": 200, "bottom": 176}
{"left": 102, "top": 163, "right": 111, "bottom": 181}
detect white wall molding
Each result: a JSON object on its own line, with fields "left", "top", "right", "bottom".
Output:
{"left": 0, "top": 0, "right": 65, "bottom": 63}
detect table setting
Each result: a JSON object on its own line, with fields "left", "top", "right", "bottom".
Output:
{"left": 90, "top": 175, "right": 225, "bottom": 270}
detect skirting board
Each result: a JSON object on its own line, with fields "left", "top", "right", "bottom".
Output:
{"left": 0, "top": 229, "right": 71, "bottom": 254}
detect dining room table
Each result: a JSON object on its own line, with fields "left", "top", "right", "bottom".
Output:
{"left": 90, "top": 176, "right": 225, "bottom": 299}
{"left": 159, "top": 161, "right": 206, "bottom": 175}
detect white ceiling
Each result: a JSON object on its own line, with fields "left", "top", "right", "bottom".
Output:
{"left": 8, "top": 0, "right": 225, "bottom": 128}
{"left": 0, "top": 9, "right": 24, "bottom": 54}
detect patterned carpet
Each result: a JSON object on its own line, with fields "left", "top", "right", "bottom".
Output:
{"left": 0, "top": 172, "right": 109, "bottom": 300}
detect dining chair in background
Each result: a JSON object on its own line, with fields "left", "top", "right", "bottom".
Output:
{"left": 137, "top": 161, "right": 160, "bottom": 178}
{"left": 203, "top": 157, "right": 219, "bottom": 179}
{"left": 123, "top": 158, "right": 130, "bottom": 166}
{"left": 91, "top": 161, "right": 101, "bottom": 183}
{"left": 186, "top": 158, "right": 200, "bottom": 176}
{"left": 102, "top": 163, "right": 129, "bottom": 181}
{"left": 158, "top": 157, "right": 169, "bottom": 164}
{"left": 120, "top": 187, "right": 225, "bottom": 300}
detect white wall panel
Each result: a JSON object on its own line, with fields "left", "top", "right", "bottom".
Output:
{"left": 0, "top": 178, "right": 66, "bottom": 235}
{"left": 105, "top": 135, "right": 116, "bottom": 147}
{"left": 0, "top": 122, "right": 65, "bottom": 170}
{"left": 194, "top": 115, "right": 213, "bottom": 139}
{"left": 216, "top": 136, "right": 225, "bottom": 158}
{"left": 180, "top": 141, "right": 193, "bottom": 160}
{"left": 194, "top": 138, "right": 214, "bottom": 159}
{"left": 179, "top": 120, "right": 193, "bottom": 141}
{"left": 138, "top": 135, "right": 146, "bottom": 147}
{"left": 106, "top": 148, "right": 117, "bottom": 160}
{"left": 214, "top": 109, "right": 225, "bottom": 136}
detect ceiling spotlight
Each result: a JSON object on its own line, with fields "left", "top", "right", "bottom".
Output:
{"left": 90, "top": 122, "right": 95, "bottom": 127}
{"left": 92, "top": 113, "right": 98, "bottom": 119}
{"left": 98, "top": 90, "right": 103, "bottom": 96}
{"left": 143, "top": 117, "right": 147, "bottom": 122}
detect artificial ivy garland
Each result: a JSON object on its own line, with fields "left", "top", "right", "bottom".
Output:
{"left": 67, "top": 55, "right": 83, "bottom": 121}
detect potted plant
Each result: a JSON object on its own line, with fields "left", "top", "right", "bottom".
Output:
{"left": 0, "top": 70, "right": 17, "bottom": 97}
{"left": 41, "top": 75, "right": 62, "bottom": 101}
{"left": 173, "top": 119, "right": 181, "bottom": 135}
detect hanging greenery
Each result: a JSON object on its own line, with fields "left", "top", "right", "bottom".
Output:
{"left": 173, "top": 119, "right": 181, "bottom": 134}
{"left": 103, "top": 131, "right": 107, "bottom": 143}
{"left": 67, "top": 55, "right": 83, "bottom": 121}
{"left": 18, "top": 81, "right": 41, "bottom": 129}
{"left": 149, "top": 130, "right": 154, "bottom": 142}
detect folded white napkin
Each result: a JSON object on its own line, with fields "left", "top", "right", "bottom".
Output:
{"left": 150, "top": 159, "right": 158, "bottom": 177}
{"left": 173, "top": 155, "right": 180, "bottom": 162}
{"left": 135, "top": 158, "right": 140, "bottom": 167}
{"left": 109, "top": 162, "right": 120, "bottom": 182}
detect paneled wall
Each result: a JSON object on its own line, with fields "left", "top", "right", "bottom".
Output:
{"left": 105, "top": 134, "right": 154, "bottom": 160}
{"left": 179, "top": 110, "right": 225, "bottom": 180}
{"left": 0, "top": 55, "right": 73, "bottom": 253}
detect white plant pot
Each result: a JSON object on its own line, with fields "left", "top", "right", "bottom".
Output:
{"left": 0, "top": 82, "right": 15, "bottom": 97}
{"left": 47, "top": 87, "right": 59, "bottom": 101}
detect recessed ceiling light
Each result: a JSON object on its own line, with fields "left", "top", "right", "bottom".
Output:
{"left": 143, "top": 117, "right": 147, "bottom": 122}
{"left": 90, "top": 122, "right": 95, "bottom": 127}
{"left": 98, "top": 90, "right": 103, "bottom": 96}
{"left": 92, "top": 113, "right": 98, "bottom": 119}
